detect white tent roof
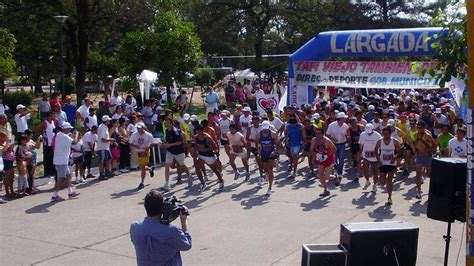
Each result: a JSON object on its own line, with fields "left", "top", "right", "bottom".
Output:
{"left": 139, "top": 69, "right": 158, "bottom": 81}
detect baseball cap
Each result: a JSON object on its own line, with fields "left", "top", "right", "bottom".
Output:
{"left": 365, "top": 123, "right": 374, "bottom": 134}
{"left": 387, "top": 119, "right": 395, "bottom": 127}
{"left": 336, "top": 112, "right": 348, "bottom": 119}
{"left": 61, "top": 122, "right": 73, "bottom": 129}
{"left": 243, "top": 107, "right": 251, "bottom": 112}
{"left": 102, "top": 115, "right": 111, "bottom": 122}
{"left": 261, "top": 121, "right": 270, "bottom": 130}
{"left": 312, "top": 113, "right": 321, "bottom": 120}
{"left": 65, "top": 95, "right": 72, "bottom": 100}
{"left": 183, "top": 114, "right": 190, "bottom": 120}
{"left": 190, "top": 115, "right": 198, "bottom": 121}
{"left": 136, "top": 123, "right": 146, "bottom": 129}
{"left": 368, "top": 105, "right": 375, "bottom": 111}
{"left": 435, "top": 108, "right": 442, "bottom": 114}
{"left": 16, "top": 104, "right": 26, "bottom": 110}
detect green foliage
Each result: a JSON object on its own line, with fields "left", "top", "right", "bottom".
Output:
{"left": 57, "top": 77, "right": 76, "bottom": 95}
{"left": 2, "top": 91, "right": 33, "bottom": 113}
{"left": 424, "top": 0, "right": 467, "bottom": 87}
{"left": 194, "top": 67, "right": 215, "bottom": 86}
{"left": 0, "top": 27, "right": 17, "bottom": 78}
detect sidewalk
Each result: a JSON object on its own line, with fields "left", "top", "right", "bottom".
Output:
{"left": 0, "top": 154, "right": 466, "bottom": 265}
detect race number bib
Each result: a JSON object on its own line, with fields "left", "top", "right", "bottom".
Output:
{"left": 317, "top": 152, "right": 328, "bottom": 162}
{"left": 382, "top": 154, "right": 394, "bottom": 161}
{"left": 365, "top": 151, "right": 376, "bottom": 158}
{"left": 222, "top": 133, "right": 228, "bottom": 140}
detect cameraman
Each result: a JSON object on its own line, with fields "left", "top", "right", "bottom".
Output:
{"left": 130, "top": 190, "right": 192, "bottom": 266}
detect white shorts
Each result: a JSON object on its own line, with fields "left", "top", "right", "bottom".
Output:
{"left": 198, "top": 155, "right": 217, "bottom": 165}
{"left": 165, "top": 152, "right": 186, "bottom": 166}
{"left": 231, "top": 148, "right": 248, "bottom": 159}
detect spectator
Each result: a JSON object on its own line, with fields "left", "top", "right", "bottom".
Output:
{"left": 49, "top": 92, "right": 63, "bottom": 108}
{"left": 110, "top": 90, "right": 123, "bottom": 109}
{"left": 51, "top": 122, "right": 80, "bottom": 202}
{"left": 84, "top": 108, "right": 98, "bottom": 131}
{"left": 83, "top": 125, "right": 98, "bottom": 178}
{"left": 96, "top": 101, "right": 112, "bottom": 125}
{"left": 76, "top": 98, "right": 92, "bottom": 128}
{"left": 205, "top": 87, "right": 219, "bottom": 114}
{"left": 0, "top": 98, "right": 10, "bottom": 116}
{"left": 62, "top": 95, "right": 77, "bottom": 129}
{"left": 37, "top": 111, "right": 57, "bottom": 178}
{"left": 142, "top": 99, "right": 155, "bottom": 132}
{"left": 97, "top": 115, "right": 115, "bottom": 180}
{"left": 224, "top": 80, "right": 235, "bottom": 107}
{"left": 14, "top": 104, "right": 35, "bottom": 137}
{"left": 176, "top": 90, "right": 188, "bottom": 116}
{"left": 53, "top": 103, "right": 68, "bottom": 126}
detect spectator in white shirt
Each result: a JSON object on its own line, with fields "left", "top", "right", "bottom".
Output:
{"left": 110, "top": 90, "right": 123, "bottom": 108}
{"left": 14, "top": 104, "right": 36, "bottom": 136}
{"left": 326, "top": 112, "right": 349, "bottom": 179}
{"left": 51, "top": 122, "right": 80, "bottom": 202}
{"left": 448, "top": 127, "right": 467, "bottom": 158}
{"left": 96, "top": 115, "right": 115, "bottom": 180}
{"left": 38, "top": 93, "right": 51, "bottom": 121}
{"left": 129, "top": 123, "right": 155, "bottom": 190}
{"left": 84, "top": 108, "right": 98, "bottom": 130}
{"left": 83, "top": 125, "right": 98, "bottom": 178}
{"left": 76, "top": 98, "right": 92, "bottom": 128}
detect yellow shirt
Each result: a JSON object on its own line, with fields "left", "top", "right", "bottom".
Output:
{"left": 313, "top": 120, "right": 324, "bottom": 129}
{"left": 182, "top": 123, "right": 191, "bottom": 141}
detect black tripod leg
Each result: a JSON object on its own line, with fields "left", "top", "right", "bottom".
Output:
{"left": 443, "top": 222, "right": 452, "bottom": 266}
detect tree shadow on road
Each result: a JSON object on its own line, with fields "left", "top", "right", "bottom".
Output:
{"left": 300, "top": 194, "right": 336, "bottom": 211}
{"left": 368, "top": 204, "right": 396, "bottom": 222}
{"left": 240, "top": 194, "right": 269, "bottom": 209}
{"left": 351, "top": 192, "right": 378, "bottom": 209}
{"left": 25, "top": 202, "right": 56, "bottom": 214}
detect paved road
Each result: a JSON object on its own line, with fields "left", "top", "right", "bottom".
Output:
{"left": 0, "top": 154, "right": 466, "bottom": 265}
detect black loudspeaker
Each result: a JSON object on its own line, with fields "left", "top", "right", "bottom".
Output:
{"left": 340, "top": 221, "right": 419, "bottom": 266}
{"left": 427, "top": 157, "right": 467, "bottom": 223}
{"left": 301, "top": 244, "right": 347, "bottom": 266}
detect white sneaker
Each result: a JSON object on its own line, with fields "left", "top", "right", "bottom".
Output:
{"left": 371, "top": 184, "right": 377, "bottom": 193}
{"left": 79, "top": 179, "right": 87, "bottom": 184}
{"left": 161, "top": 184, "right": 170, "bottom": 191}
{"left": 218, "top": 180, "right": 224, "bottom": 191}
{"left": 363, "top": 181, "right": 371, "bottom": 190}
{"left": 258, "top": 176, "right": 264, "bottom": 186}
{"left": 265, "top": 189, "right": 272, "bottom": 196}
{"left": 113, "top": 170, "right": 121, "bottom": 176}
{"left": 199, "top": 183, "right": 207, "bottom": 192}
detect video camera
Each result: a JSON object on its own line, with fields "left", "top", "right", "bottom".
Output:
{"left": 160, "top": 196, "right": 189, "bottom": 224}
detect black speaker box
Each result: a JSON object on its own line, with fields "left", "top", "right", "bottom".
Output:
{"left": 340, "top": 221, "right": 419, "bottom": 266}
{"left": 301, "top": 244, "right": 347, "bottom": 266}
{"left": 427, "top": 157, "right": 467, "bottom": 223}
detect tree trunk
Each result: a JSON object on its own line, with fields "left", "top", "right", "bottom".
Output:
{"left": 34, "top": 70, "right": 43, "bottom": 95}
{"left": 0, "top": 76, "right": 4, "bottom": 95}
{"left": 166, "top": 85, "right": 172, "bottom": 108}
{"left": 255, "top": 28, "right": 265, "bottom": 61}
{"left": 74, "top": 0, "right": 90, "bottom": 105}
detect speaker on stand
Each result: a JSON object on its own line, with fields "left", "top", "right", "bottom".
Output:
{"left": 427, "top": 157, "right": 467, "bottom": 266}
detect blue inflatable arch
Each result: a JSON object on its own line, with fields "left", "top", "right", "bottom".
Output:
{"left": 287, "top": 27, "right": 444, "bottom": 105}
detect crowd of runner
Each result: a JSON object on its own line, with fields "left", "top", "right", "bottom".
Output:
{"left": 0, "top": 83, "right": 468, "bottom": 206}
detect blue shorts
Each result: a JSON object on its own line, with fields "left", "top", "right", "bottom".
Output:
{"left": 289, "top": 146, "right": 301, "bottom": 156}
{"left": 416, "top": 155, "right": 432, "bottom": 168}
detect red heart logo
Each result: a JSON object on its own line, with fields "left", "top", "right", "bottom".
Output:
{"left": 258, "top": 97, "right": 277, "bottom": 110}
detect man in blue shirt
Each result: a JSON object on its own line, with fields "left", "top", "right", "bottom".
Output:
{"left": 62, "top": 95, "right": 77, "bottom": 129}
{"left": 130, "top": 190, "right": 192, "bottom": 266}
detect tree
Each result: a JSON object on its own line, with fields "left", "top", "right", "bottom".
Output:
{"left": 423, "top": 0, "right": 467, "bottom": 87}
{"left": 117, "top": 9, "right": 202, "bottom": 106}
{"left": 0, "top": 28, "right": 17, "bottom": 94}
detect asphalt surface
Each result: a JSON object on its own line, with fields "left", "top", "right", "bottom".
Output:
{"left": 0, "top": 153, "right": 466, "bottom": 265}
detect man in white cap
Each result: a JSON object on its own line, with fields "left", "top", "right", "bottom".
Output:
{"left": 14, "top": 104, "right": 35, "bottom": 137}
{"left": 97, "top": 115, "right": 115, "bottom": 180}
{"left": 239, "top": 106, "right": 252, "bottom": 137}
{"left": 326, "top": 112, "right": 349, "bottom": 181}
{"left": 129, "top": 123, "right": 155, "bottom": 190}
{"left": 359, "top": 123, "right": 382, "bottom": 192}
{"left": 217, "top": 110, "right": 233, "bottom": 161}
{"left": 255, "top": 120, "right": 282, "bottom": 196}
{"left": 433, "top": 107, "right": 448, "bottom": 137}
{"left": 51, "top": 122, "right": 80, "bottom": 202}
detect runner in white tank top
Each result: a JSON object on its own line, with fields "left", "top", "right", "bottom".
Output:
{"left": 217, "top": 112, "right": 232, "bottom": 160}
{"left": 375, "top": 127, "right": 401, "bottom": 206}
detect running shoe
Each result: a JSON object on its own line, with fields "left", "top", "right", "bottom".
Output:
{"left": 98, "top": 175, "right": 108, "bottom": 181}
{"left": 119, "top": 169, "right": 130, "bottom": 173}
{"left": 363, "top": 181, "right": 371, "bottom": 190}
{"left": 234, "top": 172, "right": 240, "bottom": 180}
{"left": 175, "top": 177, "right": 182, "bottom": 185}
{"left": 387, "top": 198, "right": 393, "bottom": 205}
{"left": 86, "top": 173, "right": 96, "bottom": 178}
{"left": 187, "top": 175, "right": 193, "bottom": 188}
{"left": 149, "top": 167, "right": 155, "bottom": 178}
{"left": 161, "top": 184, "right": 170, "bottom": 191}
{"left": 415, "top": 192, "right": 422, "bottom": 200}
{"left": 371, "top": 184, "right": 377, "bottom": 193}
{"left": 137, "top": 183, "right": 145, "bottom": 190}
{"left": 218, "top": 180, "right": 224, "bottom": 191}
{"left": 113, "top": 170, "right": 121, "bottom": 176}
{"left": 245, "top": 173, "right": 250, "bottom": 182}
{"left": 353, "top": 177, "right": 359, "bottom": 183}
{"left": 51, "top": 196, "right": 65, "bottom": 202}
{"left": 334, "top": 178, "right": 341, "bottom": 187}
{"left": 78, "top": 179, "right": 87, "bottom": 184}
{"left": 68, "top": 192, "right": 80, "bottom": 198}
{"left": 199, "top": 183, "right": 207, "bottom": 192}
{"left": 258, "top": 176, "right": 264, "bottom": 186}
{"left": 265, "top": 189, "right": 272, "bottom": 196}
{"left": 0, "top": 198, "right": 7, "bottom": 204}
{"left": 319, "top": 190, "right": 330, "bottom": 197}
